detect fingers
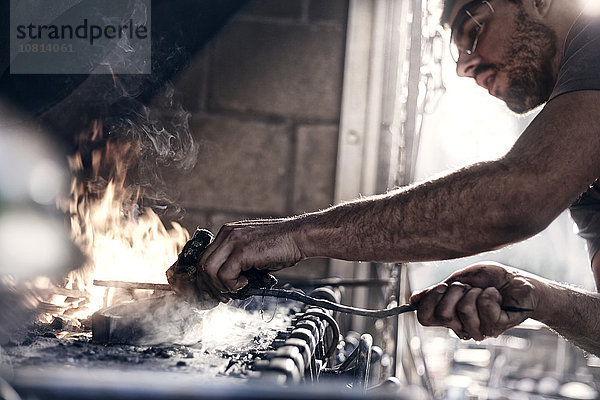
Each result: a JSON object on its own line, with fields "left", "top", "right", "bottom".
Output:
{"left": 196, "top": 269, "right": 230, "bottom": 303}
{"left": 415, "top": 283, "right": 449, "bottom": 326}
{"left": 446, "top": 262, "right": 509, "bottom": 289}
{"left": 199, "top": 225, "right": 242, "bottom": 293}
{"left": 477, "top": 287, "right": 503, "bottom": 338}
{"left": 415, "top": 282, "right": 487, "bottom": 341}
{"left": 196, "top": 220, "right": 301, "bottom": 296}
{"left": 456, "top": 287, "right": 484, "bottom": 341}
{"left": 434, "top": 282, "right": 470, "bottom": 328}
{"left": 218, "top": 253, "right": 249, "bottom": 292}
{"left": 413, "top": 263, "right": 535, "bottom": 341}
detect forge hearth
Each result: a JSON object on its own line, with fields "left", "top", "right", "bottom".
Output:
{"left": 4, "top": 302, "right": 286, "bottom": 379}
{"left": 1, "top": 277, "right": 419, "bottom": 400}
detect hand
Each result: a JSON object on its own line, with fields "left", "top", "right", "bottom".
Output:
{"left": 409, "top": 262, "right": 539, "bottom": 341}
{"left": 166, "top": 260, "right": 228, "bottom": 306}
{"left": 199, "top": 219, "right": 305, "bottom": 295}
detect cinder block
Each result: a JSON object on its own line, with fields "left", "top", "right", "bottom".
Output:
{"left": 308, "top": 0, "right": 348, "bottom": 23}
{"left": 171, "top": 48, "right": 210, "bottom": 112}
{"left": 293, "top": 125, "right": 338, "bottom": 213}
{"left": 240, "top": 0, "right": 304, "bottom": 19}
{"left": 210, "top": 22, "right": 345, "bottom": 121}
{"left": 173, "top": 116, "right": 292, "bottom": 215}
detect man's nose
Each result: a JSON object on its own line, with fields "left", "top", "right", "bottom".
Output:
{"left": 456, "top": 53, "right": 481, "bottom": 78}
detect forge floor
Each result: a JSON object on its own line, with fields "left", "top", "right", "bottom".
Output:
{"left": 2, "top": 304, "right": 291, "bottom": 379}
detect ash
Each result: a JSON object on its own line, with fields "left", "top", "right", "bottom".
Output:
{"left": 2, "top": 301, "right": 291, "bottom": 380}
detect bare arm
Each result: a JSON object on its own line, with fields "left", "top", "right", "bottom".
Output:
{"left": 411, "top": 263, "right": 600, "bottom": 356}
{"left": 299, "top": 91, "right": 600, "bottom": 261}
{"left": 201, "top": 91, "right": 600, "bottom": 292}
{"left": 535, "top": 279, "right": 600, "bottom": 355}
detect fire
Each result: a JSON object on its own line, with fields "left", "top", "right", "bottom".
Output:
{"left": 51, "top": 121, "right": 190, "bottom": 321}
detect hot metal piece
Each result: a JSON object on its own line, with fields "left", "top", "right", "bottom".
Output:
{"left": 93, "top": 280, "right": 172, "bottom": 291}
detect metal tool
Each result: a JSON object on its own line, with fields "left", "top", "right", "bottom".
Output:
{"left": 93, "top": 280, "right": 532, "bottom": 318}
{"left": 95, "top": 228, "right": 533, "bottom": 317}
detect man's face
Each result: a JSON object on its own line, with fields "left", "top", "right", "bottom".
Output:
{"left": 449, "top": 0, "right": 558, "bottom": 113}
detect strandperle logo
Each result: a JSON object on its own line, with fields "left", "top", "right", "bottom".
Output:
{"left": 15, "top": 19, "right": 149, "bottom": 46}
{"left": 10, "top": 0, "right": 151, "bottom": 74}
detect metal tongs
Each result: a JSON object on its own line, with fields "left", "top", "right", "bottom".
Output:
{"left": 95, "top": 227, "right": 533, "bottom": 317}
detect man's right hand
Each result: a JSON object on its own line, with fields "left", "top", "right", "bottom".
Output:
{"left": 198, "top": 219, "right": 306, "bottom": 296}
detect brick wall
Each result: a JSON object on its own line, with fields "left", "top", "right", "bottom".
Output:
{"left": 167, "top": 0, "right": 349, "bottom": 278}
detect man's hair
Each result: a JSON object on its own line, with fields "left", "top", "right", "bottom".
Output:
{"left": 441, "top": 0, "right": 522, "bottom": 28}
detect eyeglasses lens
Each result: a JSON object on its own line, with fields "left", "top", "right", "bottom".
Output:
{"left": 449, "top": 1, "right": 494, "bottom": 62}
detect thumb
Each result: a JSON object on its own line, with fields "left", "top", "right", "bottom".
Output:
{"left": 232, "top": 275, "right": 249, "bottom": 292}
{"left": 410, "top": 283, "right": 448, "bottom": 305}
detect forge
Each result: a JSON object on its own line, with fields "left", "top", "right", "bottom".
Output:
{"left": 2, "top": 281, "right": 413, "bottom": 400}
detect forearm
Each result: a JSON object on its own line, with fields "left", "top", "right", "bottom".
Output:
{"left": 294, "top": 160, "right": 563, "bottom": 263}
{"left": 533, "top": 278, "right": 600, "bottom": 356}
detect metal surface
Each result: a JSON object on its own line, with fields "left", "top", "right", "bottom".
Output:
{"left": 9, "top": 368, "right": 417, "bottom": 400}
{"left": 355, "top": 334, "right": 373, "bottom": 391}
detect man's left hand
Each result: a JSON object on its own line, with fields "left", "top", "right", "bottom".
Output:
{"left": 409, "top": 262, "right": 538, "bottom": 341}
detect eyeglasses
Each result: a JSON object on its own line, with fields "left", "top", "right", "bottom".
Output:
{"left": 450, "top": 0, "right": 495, "bottom": 62}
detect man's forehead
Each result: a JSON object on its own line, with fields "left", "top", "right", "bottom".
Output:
{"left": 448, "top": 0, "right": 476, "bottom": 28}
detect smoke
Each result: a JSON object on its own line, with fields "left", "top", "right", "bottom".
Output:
{"left": 96, "top": 294, "right": 289, "bottom": 348}
{"left": 73, "top": 81, "right": 199, "bottom": 220}
{"left": 106, "top": 83, "right": 198, "bottom": 171}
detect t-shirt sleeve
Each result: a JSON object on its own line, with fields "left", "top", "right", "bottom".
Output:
{"left": 549, "top": 14, "right": 600, "bottom": 100}
{"left": 570, "top": 183, "right": 600, "bottom": 260}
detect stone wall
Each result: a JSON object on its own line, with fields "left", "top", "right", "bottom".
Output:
{"left": 167, "top": 0, "right": 349, "bottom": 278}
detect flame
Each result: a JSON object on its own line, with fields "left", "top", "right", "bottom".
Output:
{"left": 50, "top": 121, "right": 189, "bottom": 321}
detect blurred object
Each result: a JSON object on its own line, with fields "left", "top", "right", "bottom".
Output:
{"left": 0, "top": 210, "right": 74, "bottom": 279}
{"left": 0, "top": 100, "right": 83, "bottom": 343}
{"left": 0, "top": 377, "right": 21, "bottom": 400}
{"left": 559, "top": 382, "right": 598, "bottom": 400}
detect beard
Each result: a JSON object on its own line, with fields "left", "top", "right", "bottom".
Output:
{"left": 493, "top": 8, "right": 558, "bottom": 113}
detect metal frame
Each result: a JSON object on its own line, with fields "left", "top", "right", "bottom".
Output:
{"left": 333, "top": 0, "right": 433, "bottom": 390}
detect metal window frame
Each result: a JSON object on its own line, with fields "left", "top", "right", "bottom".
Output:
{"left": 332, "top": 0, "right": 432, "bottom": 387}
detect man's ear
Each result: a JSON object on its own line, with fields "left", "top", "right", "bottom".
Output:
{"left": 532, "top": 0, "right": 552, "bottom": 18}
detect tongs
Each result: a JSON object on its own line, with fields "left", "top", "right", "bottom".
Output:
{"left": 96, "top": 228, "right": 533, "bottom": 317}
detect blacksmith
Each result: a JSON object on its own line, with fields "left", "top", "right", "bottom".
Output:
{"left": 196, "top": 0, "right": 600, "bottom": 355}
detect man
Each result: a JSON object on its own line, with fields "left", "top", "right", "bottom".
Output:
{"left": 195, "top": 0, "right": 600, "bottom": 355}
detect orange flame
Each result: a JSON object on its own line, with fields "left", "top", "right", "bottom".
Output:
{"left": 51, "top": 121, "right": 189, "bottom": 320}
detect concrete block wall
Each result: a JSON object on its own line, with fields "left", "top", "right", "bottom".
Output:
{"left": 167, "top": 0, "right": 349, "bottom": 279}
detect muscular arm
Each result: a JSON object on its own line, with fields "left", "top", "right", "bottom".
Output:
{"left": 535, "top": 279, "right": 600, "bottom": 356}
{"left": 298, "top": 91, "right": 600, "bottom": 262}
{"left": 201, "top": 91, "right": 600, "bottom": 292}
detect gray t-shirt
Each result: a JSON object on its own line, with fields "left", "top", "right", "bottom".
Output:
{"left": 556, "top": 9, "right": 600, "bottom": 259}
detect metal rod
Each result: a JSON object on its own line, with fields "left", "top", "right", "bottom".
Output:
{"left": 93, "top": 280, "right": 172, "bottom": 291}
{"left": 241, "top": 288, "right": 418, "bottom": 317}
{"left": 280, "top": 277, "right": 391, "bottom": 288}
{"left": 355, "top": 334, "right": 373, "bottom": 391}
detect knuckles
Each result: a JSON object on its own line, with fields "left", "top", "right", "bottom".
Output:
{"left": 433, "top": 309, "right": 456, "bottom": 325}
{"left": 456, "top": 302, "right": 476, "bottom": 320}
{"left": 416, "top": 311, "right": 436, "bottom": 327}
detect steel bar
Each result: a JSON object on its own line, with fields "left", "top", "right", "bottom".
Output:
{"left": 279, "top": 277, "right": 391, "bottom": 288}
{"left": 93, "top": 280, "right": 172, "bottom": 291}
